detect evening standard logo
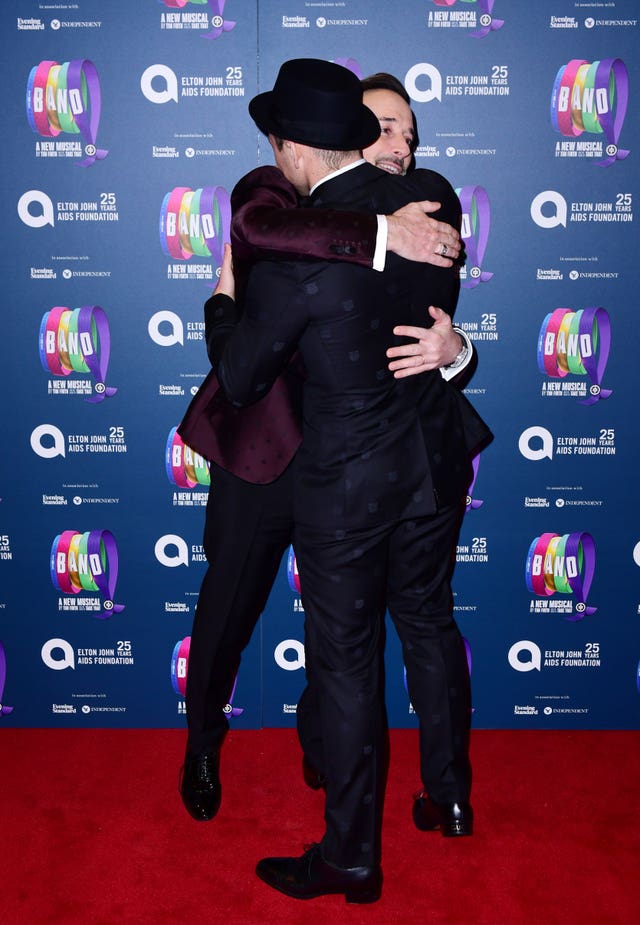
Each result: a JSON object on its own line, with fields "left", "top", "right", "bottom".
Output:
{"left": 39, "top": 305, "right": 117, "bottom": 403}
{"left": 537, "top": 307, "right": 612, "bottom": 405}
{"left": 514, "top": 705, "right": 538, "bottom": 715}
{"left": 26, "top": 60, "right": 107, "bottom": 166}
{"left": 159, "top": 0, "right": 236, "bottom": 40}
{"left": 427, "top": 0, "right": 504, "bottom": 38}
{"left": 536, "top": 268, "right": 563, "bottom": 281}
{"left": 283, "top": 16, "right": 310, "bottom": 28}
{"left": 525, "top": 532, "right": 597, "bottom": 618}
{"left": 141, "top": 64, "right": 244, "bottom": 103}
{"left": 549, "top": 16, "right": 578, "bottom": 29}
{"left": 17, "top": 18, "right": 45, "bottom": 30}
{"left": 550, "top": 58, "right": 629, "bottom": 166}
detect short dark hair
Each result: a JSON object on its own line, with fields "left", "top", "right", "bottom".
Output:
{"left": 360, "top": 72, "right": 410, "bottom": 105}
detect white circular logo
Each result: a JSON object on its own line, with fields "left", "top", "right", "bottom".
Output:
{"left": 544, "top": 706, "right": 552, "bottom": 715}
{"left": 585, "top": 18, "right": 595, "bottom": 29}
{"left": 51, "top": 19, "right": 61, "bottom": 30}
{"left": 73, "top": 496, "right": 82, "bottom": 506}
{"left": 316, "top": 17, "right": 326, "bottom": 28}
{"left": 185, "top": 147, "right": 195, "bottom": 158}
{"left": 274, "top": 639, "right": 305, "bottom": 671}
{"left": 569, "top": 270, "right": 579, "bottom": 281}
{"left": 555, "top": 498, "right": 565, "bottom": 508}
{"left": 446, "top": 147, "right": 456, "bottom": 157}
{"left": 508, "top": 640, "right": 542, "bottom": 673}
{"left": 63, "top": 269, "right": 72, "bottom": 280}
{"left": 82, "top": 705, "right": 91, "bottom": 714}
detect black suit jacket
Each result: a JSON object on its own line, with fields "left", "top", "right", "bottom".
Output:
{"left": 214, "top": 161, "right": 491, "bottom": 528}
{"left": 178, "top": 167, "right": 382, "bottom": 483}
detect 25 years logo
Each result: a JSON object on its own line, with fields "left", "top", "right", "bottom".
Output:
{"left": 26, "top": 59, "right": 107, "bottom": 166}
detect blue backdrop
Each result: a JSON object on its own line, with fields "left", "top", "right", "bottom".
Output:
{"left": 1, "top": 0, "right": 638, "bottom": 731}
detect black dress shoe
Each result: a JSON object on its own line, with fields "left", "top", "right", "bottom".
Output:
{"left": 412, "top": 792, "right": 473, "bottom": 837}
{"left": 302, "top": 755, "right": 326, "bottom": 791}
{"left": 256, "top": 844, "right": 382, "bottom": 903}
{"left": 180, "top": 749, "right": 221, "bottom": 821}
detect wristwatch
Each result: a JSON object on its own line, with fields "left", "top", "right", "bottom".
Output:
{"left": 447, "top": 327, "right": 471, "bottom": 369}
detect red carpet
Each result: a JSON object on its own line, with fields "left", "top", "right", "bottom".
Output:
{"left": 1, "top": 728, "right": 637, "bottom": 924}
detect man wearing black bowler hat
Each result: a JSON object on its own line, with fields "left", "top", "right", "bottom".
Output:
{"left": 211, "top": 58, "right": 491, "bottom": 903}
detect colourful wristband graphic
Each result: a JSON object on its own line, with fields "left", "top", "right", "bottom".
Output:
{"left": 26, "top": 59, "right": 107, "bottom": 166}
{"left": 50, "top": 529, "right": 124, "bottom": 618}
{"left": 170, "top": 638, "right": 243, "bottom": 715}
{"left": 550, "top": 57, "right": 629, "bottom": 167}
{"left": 525, "top": 531, "right": 597, "bottom": 618}
{"left": 537, "top": 307, "right": 611, "bottom": 404}
{"left": 0, "top": 641, "right": 14, "bottom": 717}
{"left": 287, "top": 545, "right": 301, "bottom": 594}
{"left": 165, "top": 427, "right": 211, "bottom": 488}
{"left": 159, "top": 186, "right": 231, "bottom": 265}
{"left": 465, "top": 452, "right": 484, "bottom": 512}
{"left": 170, "top": 637, "right": 191, "bottom": 696}
{"left": 38, "top": 305, "right": 117, "bottom": 402}
{"left": 456, "top": 185, "right": 493, "bottom": 289}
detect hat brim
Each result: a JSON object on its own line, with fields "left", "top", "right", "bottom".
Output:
{"left": 249, "top": 90, "right": 381, "bottom": 152}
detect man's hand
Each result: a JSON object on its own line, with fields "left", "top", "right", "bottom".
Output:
{"left": 386, "top": 201, "right": 461, "bottom": 266}
{"left": 387, "top": 306, "right": 463, "bottom": 377}
{"left": 213, "top": 242, "right": 235, "bottom": 298}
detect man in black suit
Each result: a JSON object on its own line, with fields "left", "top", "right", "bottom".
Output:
{"left": 178, "top": 72, "right": 474, "bottom": 826}
{"left": 211, "top": 58, "right": 491, "bottom": 902}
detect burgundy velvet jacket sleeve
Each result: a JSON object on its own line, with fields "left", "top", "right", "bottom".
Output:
{"left": 230, "top": 165, "right": 378, "bottom": 266}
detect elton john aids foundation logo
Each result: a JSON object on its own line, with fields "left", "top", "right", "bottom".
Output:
{"left": 166, "top": 428, "right": 210, "bottom": 488}
{"left": 39, "top": 306, "right": 117, "bottom": 402}
{"left": 537, "top": 307, "right": 611, "bottom": 404}
{"left": 159, "top": 186, "right": 231, "bottom": 265}
{"left": 550, "top": 58, "right": 630, "bottom": 167}
{"left": 50, "top": 530, "right": 124, "bottom": 618}
{"left": 160, "top": 0, "right": 236, "bottom": 40}
{"left": 431, "top": 0, "right": 504, "bottom": 38}
{"left": 456, "top": 186, "right": 493, "bottom": 289}
{"left": 171, "top": 636, "right": 243, "bottom": 715}
{"left": 26, "top": 59, "right": 107, "bottom": 166}
{"left": 526, "top": 532, "right": 597, "bottom": 619}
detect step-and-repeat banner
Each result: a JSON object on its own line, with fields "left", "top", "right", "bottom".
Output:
{"left": 1, "top": 0, "right": 638, "bottom": 731}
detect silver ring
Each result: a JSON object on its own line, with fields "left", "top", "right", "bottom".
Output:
{"left": 440, "top": 242, "right": 449, "bottom": 256}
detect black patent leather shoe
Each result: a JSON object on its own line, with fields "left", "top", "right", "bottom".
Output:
{"left": 412, "top": 792, "right": 473, "bottom": 836}
{"left": 180, "top": 749, "right": 221, "bottom": 821}
{"left": 256, "top": 844, "right": 382, "bottom": 903}
{"left": 302, "top": 755, "right": 326, "bottom": 791}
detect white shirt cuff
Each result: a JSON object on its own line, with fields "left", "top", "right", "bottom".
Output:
{"left": 373, "top": 215, "right": 387, "bottom": 272}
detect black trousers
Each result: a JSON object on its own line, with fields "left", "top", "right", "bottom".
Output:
{"left": 185, "top": 463, "right": 294, "bottom": 754}
{"left": 293, "top": 501, "right": 471, "bottom": 869}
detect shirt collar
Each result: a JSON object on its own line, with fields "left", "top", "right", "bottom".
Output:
{"left": 309, "top": 158, "right": 366, "bottom": 196}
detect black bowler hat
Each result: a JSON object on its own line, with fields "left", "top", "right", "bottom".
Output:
{"left": 249, "top": 58, "right": 381, "bottom": 151}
